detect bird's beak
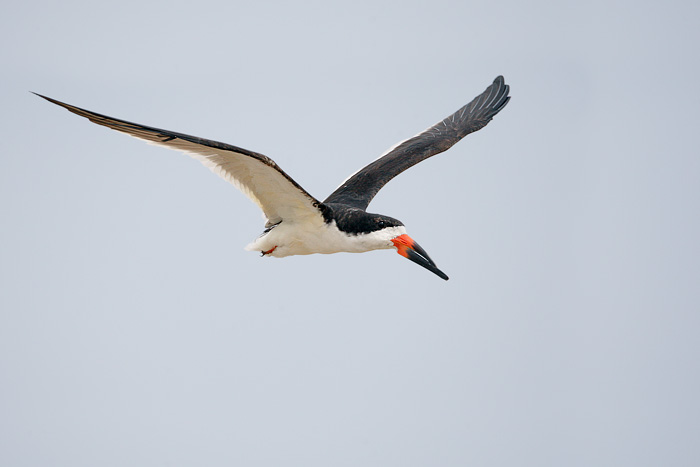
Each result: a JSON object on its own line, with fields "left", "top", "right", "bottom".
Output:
{"left": 391, "top": 234, "right": 449, "bottom": 280}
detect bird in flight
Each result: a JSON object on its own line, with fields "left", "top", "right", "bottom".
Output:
{"left": 36, "top": 76, "right": 510, "bottom": 280}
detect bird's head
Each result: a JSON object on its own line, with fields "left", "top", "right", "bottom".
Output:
{"left": 366, "top": 215, "right": 449, "bottom": 281}
{"left": 329, "top": 207, "right": 449, "bottom": 280}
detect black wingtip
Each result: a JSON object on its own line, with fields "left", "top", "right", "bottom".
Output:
{"left": 32, "top": 92, "right": 65, "bottom": 107}
{"left": 495, "top": 94, "right": 511, "bottom": 113}
{"left": 487, "top": 77, "right": 510, "bottom": 114}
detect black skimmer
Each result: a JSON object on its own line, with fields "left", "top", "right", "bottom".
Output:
{"left": 35, "top": 76, "right": 510, "bottom": 280}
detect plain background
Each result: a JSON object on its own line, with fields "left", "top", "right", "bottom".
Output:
{"left": 2, "top": 1, "right": 699, "bottom": 466}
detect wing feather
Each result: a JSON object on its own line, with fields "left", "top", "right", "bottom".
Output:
{"left": 324, "top": 76, "right": 510, "bottom": 210}
{"left": 36, "top": 94, "right": 323, "bottom": 226}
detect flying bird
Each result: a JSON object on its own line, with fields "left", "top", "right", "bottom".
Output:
{"left": 36, "top": 76, "right": 510, "bottom": 280}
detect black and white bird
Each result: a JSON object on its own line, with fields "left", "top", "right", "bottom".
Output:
{"left": 36, "top": 76, "right": 510, "bottom": 280}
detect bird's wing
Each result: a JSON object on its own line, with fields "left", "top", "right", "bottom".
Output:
{"left": 36, "top": 94, "right": 324, "bottom": 227}
{"left": 324, "top": 76, "right": 510, "bottom": 210}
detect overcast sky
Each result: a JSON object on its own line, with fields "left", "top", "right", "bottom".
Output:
{"left": 2, "top": 1, "right": 699, "bottom": 466}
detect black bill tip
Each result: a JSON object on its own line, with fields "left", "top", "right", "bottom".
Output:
{"left": 405, "top": 243, "right": 449, "bottom": 281}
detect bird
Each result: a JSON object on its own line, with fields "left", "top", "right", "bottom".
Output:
{"left": 35, "top": 76, "right": 510, "bottom": 280}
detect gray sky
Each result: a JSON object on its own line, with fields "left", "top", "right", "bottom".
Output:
{"left": 2, "top": 0, "right": 699, "bottom": 466}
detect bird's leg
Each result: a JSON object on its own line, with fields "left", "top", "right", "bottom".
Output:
{"left": 261, "top": 246, "right": 278, "bottom": 256}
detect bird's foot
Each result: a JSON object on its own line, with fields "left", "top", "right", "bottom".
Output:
{"left": 260, "top": 246, "right": 278, "bottom": 256}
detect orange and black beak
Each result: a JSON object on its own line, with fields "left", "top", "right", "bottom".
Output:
{"left": 391, "top": 234, "right": 449, "bottom": 280}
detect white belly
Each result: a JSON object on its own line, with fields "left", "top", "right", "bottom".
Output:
{"left": 244, "top": 220, "right": 406, "bottom": 257}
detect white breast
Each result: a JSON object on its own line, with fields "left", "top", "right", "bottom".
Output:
{"left": 245, "top": 222, "right": 407, "bottom": 257}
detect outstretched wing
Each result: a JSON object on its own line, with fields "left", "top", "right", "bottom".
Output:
{"left": 36, "top": 94, "right": 323, "bottom": 227}
{"left": 324, "top": 76, "right": 510, "bottom": 210}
